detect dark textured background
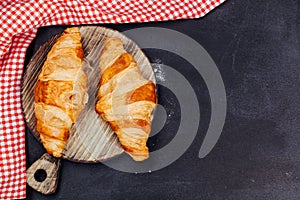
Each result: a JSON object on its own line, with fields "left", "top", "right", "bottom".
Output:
{"left": 24, "top": 0, "right": 299, "bottom": 199}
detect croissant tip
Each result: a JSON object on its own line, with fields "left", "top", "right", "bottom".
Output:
{"left": 64, "top": 27, "right": 80, "bottom": 34}
{"left": 129, "top": 153, "right": 149, "bottom": 162}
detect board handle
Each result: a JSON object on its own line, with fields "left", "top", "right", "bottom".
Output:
{"left": 27, "top": 153, "right": 61, "bottom": 194}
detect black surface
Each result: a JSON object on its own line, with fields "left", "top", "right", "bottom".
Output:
{"left": 25, "top": 0, "right": 299, "bottom": 199}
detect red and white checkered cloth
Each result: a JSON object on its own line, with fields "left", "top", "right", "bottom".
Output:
{"left": 0, "top": 0, "right": 225, "bottom": 199}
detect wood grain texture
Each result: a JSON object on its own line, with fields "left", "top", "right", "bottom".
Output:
{"left": 22, "top": 26, "right": 156, "bottom": 163}
{"left": 26, "top": 153, "right": 61, "bottom": 194}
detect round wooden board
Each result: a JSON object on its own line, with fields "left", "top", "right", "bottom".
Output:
{"left": 22, "top": 26, "right": 156, "bottom": 163}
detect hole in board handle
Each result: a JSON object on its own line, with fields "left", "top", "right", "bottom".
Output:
{"left": 34, "top": 169, "right": 47, "bottom": 182}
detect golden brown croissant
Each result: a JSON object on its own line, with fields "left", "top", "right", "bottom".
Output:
{"left": 96, "top": 38, "right": 157, "bottom": 161}
{"left": 34, "top": 27, "right": 88, "bottom": 157}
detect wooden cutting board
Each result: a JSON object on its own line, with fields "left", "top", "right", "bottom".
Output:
{"left": 22, "top": 26, "right": 156, "bottom": 194}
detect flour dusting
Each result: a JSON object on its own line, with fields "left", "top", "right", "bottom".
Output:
{"left": 151, "top": 58, "right": 166, "bottom": 82}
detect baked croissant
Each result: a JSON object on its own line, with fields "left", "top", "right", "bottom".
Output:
{"left": 34, "top": 27, "right": 88, "bottom": 158}
{"left": 96, "top": 38, "right": 157, "bottom": 161}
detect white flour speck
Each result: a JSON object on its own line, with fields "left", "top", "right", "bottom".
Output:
{"left": 152, "top": 59, "right": 165, "bottom": 82}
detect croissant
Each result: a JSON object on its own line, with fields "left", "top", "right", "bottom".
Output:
{"left": 34, "top": 27, "right": 88, "bottom": 157}
{"left": 96, "top": 38, "right": 157, "bottom": 161}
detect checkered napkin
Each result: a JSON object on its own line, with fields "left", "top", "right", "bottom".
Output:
{"left": 0, "top": 0, "right": 225, "bottom": 199}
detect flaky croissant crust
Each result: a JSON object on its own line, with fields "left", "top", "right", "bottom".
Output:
{"left": 96, "top": 38, "right": 157, "bottom": 161}
{"left": 34, "top": 27, "right": 88, "bottom": 157}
